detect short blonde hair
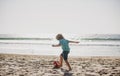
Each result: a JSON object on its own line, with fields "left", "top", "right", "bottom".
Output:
{"left": 56, "top": 34, "right": 64, "bottom": 40}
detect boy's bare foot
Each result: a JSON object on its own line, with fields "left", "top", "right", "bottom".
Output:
{"left": 68, "top": 68, "right": 72, "bottom": 71}
{"left": 59, "top": 65, "right": 62, "bottom": 67}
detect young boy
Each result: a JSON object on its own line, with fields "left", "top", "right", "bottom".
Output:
{"left": 52, "top": 34, "right": 79, "bottom": 71}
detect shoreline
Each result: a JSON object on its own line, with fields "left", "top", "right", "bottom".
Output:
{"left": 0, "top": 53, "right": 120, "bottom": 76}
{"left": 0, "top": 53, "right": 120, "bottom": 58}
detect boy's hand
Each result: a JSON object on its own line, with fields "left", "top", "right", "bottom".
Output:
{"left": 76, "top": 41, "right": 79, "bottom": 43}
{"left": 52, "top": 44, "right": 60, "bottom": 47}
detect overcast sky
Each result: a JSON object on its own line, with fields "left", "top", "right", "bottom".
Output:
{"left": 0, "top": 0, "right": 120, "bottom": 35}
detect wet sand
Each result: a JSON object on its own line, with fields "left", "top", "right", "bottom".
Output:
{"left": 0, "top": 53, "right": 120, "bottom": 76}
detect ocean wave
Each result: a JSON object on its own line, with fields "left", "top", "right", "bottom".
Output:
{"left": 0, "top": 38, "right": 52, "bottom": 40}
{"left": 81, "top": 38, "right": 120, "bottom": 41}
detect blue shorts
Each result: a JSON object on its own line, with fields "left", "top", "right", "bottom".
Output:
{"left": 61, "top": 51, "right": 70, "bottom": 60}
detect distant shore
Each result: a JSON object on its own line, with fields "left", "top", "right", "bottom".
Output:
{"left": 0, "top": 53, "right": 120, "bottom": 76}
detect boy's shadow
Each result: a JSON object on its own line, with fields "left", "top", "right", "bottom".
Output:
{"left": 64, "top": 72, "right": 73, "bottom": 76}
{"left": 61, "top": 68, "right": 73, "bottom": 76}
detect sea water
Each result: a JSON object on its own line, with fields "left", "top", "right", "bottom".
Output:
{"left": 0, "top": 34, "right": 120, "bottom": 56}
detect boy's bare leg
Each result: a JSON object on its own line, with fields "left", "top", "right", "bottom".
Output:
{"left": 59, "top": 55, "right": 63, "bottom": 67}
{"left": 64, "top": 60, "right": 72, "bottom": 71}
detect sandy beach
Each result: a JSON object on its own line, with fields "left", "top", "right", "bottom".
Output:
{"left": 0, "top": 53, "right": 120, "bottom": 76}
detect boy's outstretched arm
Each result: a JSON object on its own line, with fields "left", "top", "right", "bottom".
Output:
{"left": 69, "top": 40, "right": 79, "bottom": 43}
{"left": 52, "top": 44, "right": 61, "bottom": 47}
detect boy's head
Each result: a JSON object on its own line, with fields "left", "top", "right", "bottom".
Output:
{"left": 56, "top": 34, "right": 64, "bottom": 40}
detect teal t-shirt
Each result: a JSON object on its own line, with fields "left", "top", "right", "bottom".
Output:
{"left": 59, "top": 39, "right": 70, "bottom": 51}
